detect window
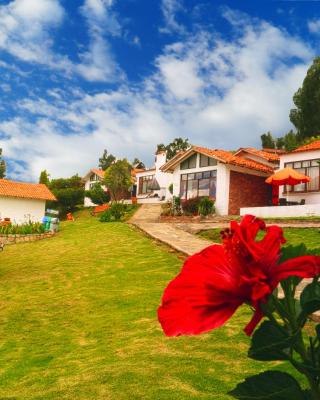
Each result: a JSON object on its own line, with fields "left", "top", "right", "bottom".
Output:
{"left": 180, "top": 154, "right": 197, "bottom": 170}
{"left": 90, "top": 173, "right": 98, "bottom": 181}
{"left": 200, "top": 154, "right": 217, "bottom": 168}
{"left": 180, "top": 171, "right": 217, "bottom": 200}
{"left": 139, "top": 175, "right": 154, "bottom": 194}
{"left": 284, "top": 159, "right": 320, "bottom": 192}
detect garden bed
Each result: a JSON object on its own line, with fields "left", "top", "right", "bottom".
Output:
{"left": 0, "top": 231, "right": 55, "bottom": 245}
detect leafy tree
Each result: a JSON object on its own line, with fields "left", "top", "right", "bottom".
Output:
{"left": 260, "top": 132, "right": 275, "bottom": 149}
{"left": 104, "top": 159, "right": 132, "bottom": 202}
{"left": 290, "top": 57, "right": 320, "bottom": 140}
{"left": 0, "top": 149, "right": 6, "bottom": 179}
{"left": 48, "top": 175, "right": 85, "bottom": 215}
{"left": 99, "top": 149, "right": 116, "bottom": 171}
{"left": 157, "top": 138, "right": 190, "bottom": 160}
{"left": 283, "top": 130, "right": 299, "bottom": 151}
{"left": 85, "top": 182, "right": 110, "bottom": 205}
{"left": 132, "top": 158, "right": 145, "bottom": 169}
{"left": 39, "top": 170, "right": 50, "bottom": 186}
{"left": 276, "top": 137, "right": 285, "bottom": 150}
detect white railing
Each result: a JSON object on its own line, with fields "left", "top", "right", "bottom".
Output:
{"left": 240, "top": 204, "right": 320, "bottom": 218}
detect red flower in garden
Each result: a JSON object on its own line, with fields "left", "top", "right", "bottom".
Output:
{"left": 158, "top": 215, "right": 320, "bottom": 337}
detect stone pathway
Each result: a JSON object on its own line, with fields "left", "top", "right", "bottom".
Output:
{"left": 129, "top": 204, "right": 212, "bottom": 255}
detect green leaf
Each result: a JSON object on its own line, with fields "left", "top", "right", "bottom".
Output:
{"left": 300, "top": 281, "right": 320, "bottom": 316}
{"left": 229, "top": 371, "right": 305, "bottom": 399}
{"left": 248, "top": 321, "right": 293, "bottom": 361}
{"left": 280, "top": 244, "right": 308, "bottom": 264}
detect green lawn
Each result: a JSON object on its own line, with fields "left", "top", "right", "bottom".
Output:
{"left": 199, "top": 227, "right": 320, "bottom": 249}
{"left": 0, "top": 211, "right": 296, "bottom": 399}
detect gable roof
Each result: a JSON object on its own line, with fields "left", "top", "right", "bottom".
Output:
{"left": 234, "top": 147, "right": 280, "bottom": 162}
{"left": 161, "top": 145, "right": 274, "bottom": 174}
{"left": 291, "top": 140, "right": 320, "bottom": 154}
{"left": 91, "top": 169, "right": 105, "bottom": 178}
{"left": 0, "top": 179, "right": 56, "bottom": 201}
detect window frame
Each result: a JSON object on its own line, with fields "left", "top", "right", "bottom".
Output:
{"left": 284, "top": 159, "right": 320, "bottom": 193}
{"left": 180, "top": 154, "right": 197, "bottom": 170}
{"left": 138, "top": 175, "right": 155, "bottom": 195}
{"left": 179, "top": 170, "right": 217, "bottom": 200}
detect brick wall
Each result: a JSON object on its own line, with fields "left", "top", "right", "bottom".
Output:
{"left": 228, "top": 171, "right": 270, "bottom": 215}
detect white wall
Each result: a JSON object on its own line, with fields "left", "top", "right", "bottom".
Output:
{"left": 280, "top": 150, "right": 320, "bottom": 204}
{"left": 0, "top": 196, "right": 46, "bottom": 224}
{"left": 241, "top": 204, "right": 320, "bottom": 218}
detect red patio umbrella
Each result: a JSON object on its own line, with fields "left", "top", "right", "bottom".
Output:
{"left": 265, "top": 167, "right": 310, "bottom": 205}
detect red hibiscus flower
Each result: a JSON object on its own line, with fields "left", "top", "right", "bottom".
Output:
{"left": 158, "top": 215, "right": 320, "bottom": 337}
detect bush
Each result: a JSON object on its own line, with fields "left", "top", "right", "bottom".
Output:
{"left": 110, "top": 202, "right": 127, "bottom": 221}
{"left": 99, "top": 209, "right": 112, "bottom": 222}
{"left": 161, "top": 202, "right": 172, "bottom": 216}
{"left": 181, "top": 198, "right": 200, "bottom": 215}
{"left": 172, "top": 196, "right": 182, "bottom": 216}
{"left": 198, "top": 197, "right": 215, "bottom": 217}
{"left": 0, "top": 221, "right": 46, "bottom": 235}
{"left": 168, "top": 183, "right": 173, "bottom": 195}
{"left": 85, "top": 183, "right": 110, "bottom": 205}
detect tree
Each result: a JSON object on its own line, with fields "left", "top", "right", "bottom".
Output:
{"left": 260, "top": 132, "right": 275, "bottom": 149}
{"left": 157, "top": 138, "right": 190, "bottom": 160}
{"left": 290, "top": 57, "right": 320, "bottom": 140}
{"left": 85, "top": 182, "right": 110, "bottom": 205}
{"left": 283, "top": 130, "right": 299, "bottom": 151}
{"left": 104, "top": 159, "right": 132, "bottom": 201}
{"left": 132, "top": 158, "right": 145, "bottom": 169}
{"left": 0, "top": 148, "right": 6, "bottom": 179}
{"left": 99, "top": 149, "right": 116, "bottom": 171}
{"left": 39, "top": 170, "right": 50, "bottom": 186}
{"left": 48, "top": 175, "right": 85, "bottom": 215}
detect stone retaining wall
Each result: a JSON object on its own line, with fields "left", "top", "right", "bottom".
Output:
{"left": 0, "top": 232, "right": 55, "bottom": 245}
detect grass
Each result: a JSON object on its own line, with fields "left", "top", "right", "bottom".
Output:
{"left": 199, "top": 227, "right": 320, "bottom": 249}
{"left": 0, "top": 210, "right": 297, "bottom": 399}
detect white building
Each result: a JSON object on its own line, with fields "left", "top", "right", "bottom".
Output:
{"left": 83, "top": 169, "right": 106, "bottom": 207}
{"left": 0, "top": 179, "right": 56, "bottom": 224}
{"left": 161, "top": 145, "right": 276, "bottom": 215}
{"left": 134, "top": 151, "right": 173, "bottom": 204}
{"left": 240, "top": 140, "right": 320, "bottom": 217}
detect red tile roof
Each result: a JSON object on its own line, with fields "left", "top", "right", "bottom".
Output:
{"left": 291, "top": 140, "right": 320, "bottom": 153}
{"left": 235, "top": 147, "right": 280, "bottom": 162}
{"left": 193, "top": 146, "right": 274, "bottom": 174}
{"left": 91, "top": 169, "right": 105, "bottom": 178}
{"left": 0, "top": 179, "right": 56, "bottom": 201}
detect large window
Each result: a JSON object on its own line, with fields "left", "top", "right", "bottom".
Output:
{"left": 200, "top": 154, "right": 217, "bottom": 168}
{"left": 139, "top": 175, "right": 154, "bottom": 195}
{"left": 90, "top": 173, "right": 99, "bottom": 181}
{"left": 284, "top": 160, "right": 320, "bottom": 192}
{"left": 180, "top": 170, "right": 217, "bottom": 199}
{"left": 180, "top": 154, "right": 197, "bottom": 170}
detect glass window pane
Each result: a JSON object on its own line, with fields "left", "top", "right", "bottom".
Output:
{"left": 209, "top": 178, "right": 217, "bottom": 198}
{"left": 180, "top": 180, "right": 187, "bottom": 199}
{"left": 188, "top": 173, "right": 195, "bottom": 180}
{"left": 311, "top": 160, "right": 320, "bottom": 167}
{"left": 200, "top": 154, "right": 208, "bottom": 167}
{"left": 293, "top": 168, "right": 306, "bottom": 192}
{"left": 198, "top": 179, "right": 209, "bottom": 197}
{"left": 188, "top": 154, "right": 197, "bottom": 169}
{"left": 203, "top": 171, "right": 211, "bottom": 179}
{"left": 209, "top": 158, "right": 217, "bottom": 166}
{"left": 211, "top": 170, "right": 217, "bottom": 177}
{"left": 180, "top": 159, "right": 189, "bottom": 170}
{"left": 307, "top": 166, "right": 319, "bottom": 191}
{"left": 285, "top": 162, "right": 293, "bottom": 168}
{"left": 302, "top": 161, "right": 310, "bottom": 168}
{"left": 196, "top": 172, "right": 203, "bottom": 179}
{"left": 294, "top": 161, "right": 302, "bottom": 168}
{"left": 181, "top": 174, "right": 187, "bottom": 181}
{"left": 187, "top": 180, "right": 198, "bottom": 199}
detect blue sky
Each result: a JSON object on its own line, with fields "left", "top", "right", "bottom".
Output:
{"left": 0, "top": 0, "right": 319, "bottom": 181}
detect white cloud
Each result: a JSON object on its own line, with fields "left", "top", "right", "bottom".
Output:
{"left": 308, "top": 19, "right": 320, "bottom": 34}
{"left": 77, "top": 0, "right": 124, "bottom": 82}
{"left": 160, "top": 0, "right": 186, "bottom": 34}
{"left": 0, "top": 10, "right": 315, "bottom": 181}
{"left": 0, "top": 0, "right": 70, "bottom": 70}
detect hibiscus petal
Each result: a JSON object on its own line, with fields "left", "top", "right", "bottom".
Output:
{"left": 158, "top": 244, "right": 243, "bottom": 336}
{"left": 270, "top": 255, "right": 320, "bottom": 287}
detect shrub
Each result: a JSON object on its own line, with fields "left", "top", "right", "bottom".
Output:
{"left": 198, "top": 197, "right": 215, "bottom": 217}
{"left": 110, "top": 202, "right": 127, "bottom": 221}
{"left": 172, "top": 196, "right": 182, "bottom": 216}
{"left": 85, "top": 183, "right": 110, "bottom": 205}
{"left": 99, "top": 209, "right": 112, "bottom": 222}
{"left": 161, "top": 202, "right": 172, "bottom": 216}
{"left": 181, "top": 198, "right": 200, "bottom": 215}
{"left": 168, "top": 183, "right": 173, "bottom": 195}
{"left": 0, "top": 221, "right": 46, "bottom": 235}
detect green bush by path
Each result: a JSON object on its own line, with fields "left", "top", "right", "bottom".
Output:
{"left": 0, "top": 221, "right": 45, "bottom": 235}
{"left": 0, "top": 210, "right": 295, "bottom": 399}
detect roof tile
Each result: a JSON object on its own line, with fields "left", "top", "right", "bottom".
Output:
{"left": 0, "top": 179, "right": 56, "bottom": 201}
{"left": 291, "top": 140, "right": 320, "bottom": 153}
